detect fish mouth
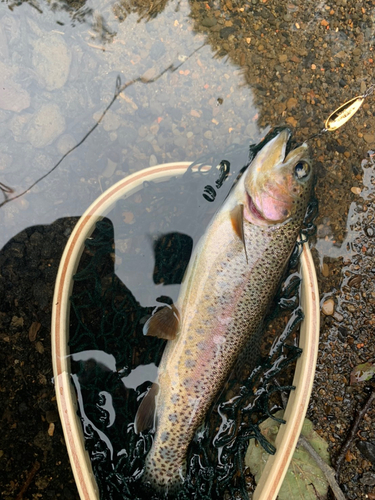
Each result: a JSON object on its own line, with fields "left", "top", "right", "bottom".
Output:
{"left": 246, "top": 191, "right": 268, "bottom": 222}
{"left": 244, "top": 128, "right": 293, "bottom": 224}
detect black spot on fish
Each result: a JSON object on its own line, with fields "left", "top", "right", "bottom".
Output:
{"left": 185, "top": 359, "right": 196, "bottom": 368}
{"left": 160, "top": 432, "right": 170, "bottom": 442}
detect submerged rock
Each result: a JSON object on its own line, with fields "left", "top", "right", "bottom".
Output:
{"left": 0, "top": 61, "right": 30, "bottom": 112}
{"left": 27, "top": 104, "right": 66, "bottom": 148}
{"left": 32, "top": 33, "right": 72, "bottom": 91}
{"left": 357, "top": 441, "right": 375, "bottom": 465}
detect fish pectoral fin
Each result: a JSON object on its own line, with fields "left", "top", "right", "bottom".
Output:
{"left": 134, "top": 382, "right": 159, "bottom": 434}
{"left": 143, "top": 304, "right": 180, "bottom": 340}
{"left": 230, "top": 204, "right": 248, "bottom": 263}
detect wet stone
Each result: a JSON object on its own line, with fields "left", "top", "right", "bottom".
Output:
{"left": 321, "top": 263, "right": 330, "bottom": 277}
{"left": 137, "top": 106, "right": 152, "bottom": 119}
{"left": 220, "top": 26, "right": 236, "bottom": 39}
{"left": 149, "top": 40, "right": 166, "bottom": 60}
{"left": 9, "top": 113, "right": 32, "bottom": 143}
{"left": 102, "top": 110, "right": 122, "bottom": 131}
{"left": 57, "top": 134, "right": 76, "bottom": 155}
{"left": 149, "top": 154, "right": 157, "bottom": 167}
{"left": 360, "top": 472, "right": 375, "bottom": 486}
{"left": 0, "top": 62, "right": 30, "bottom": 113}
{"left": 286, "top": 97, "right": 298, "bottom": 110}
{"left": 363, "top": 134, "right": 375, "bottom": 144}
{"left": 357, "top": 441, "right": 375, "bottom": 464}
{"left": 174, "top": 136, "right": 187, "bottom": 148}
{"left": 201, "top": 17, "right": 217, "bottom": 28}
{"left": 32, "top": 34, "right": 71, "bottom": 91}
{"left": 322, "top": 298, "right": 335, "bottom": 316}
{"left": 27, "top": 104, "right": 65, "bottom": 148}
{"left": 137, "top": 140, "right": 154, "bottom": 156}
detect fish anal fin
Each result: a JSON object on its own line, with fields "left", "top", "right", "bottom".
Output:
{"left": 143, "top": 305, "right": 180, "bottom": 340}
{"left": 134, "top": 383, "right": 159, "bottom": 434}
{"left": 230, "top": 204, "right": 248, "bottom": 263}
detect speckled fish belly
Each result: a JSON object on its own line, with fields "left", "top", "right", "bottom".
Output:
{"left": 135, "top": 127, "right": 314, "bottom": 495}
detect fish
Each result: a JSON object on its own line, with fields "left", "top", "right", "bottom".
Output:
{"left": 135, "top": 127, "right": 314, "bottom": 495}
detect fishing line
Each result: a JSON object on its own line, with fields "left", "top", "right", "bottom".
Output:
{"left": 0, "top": 44, "right": 205, "bottom": 209}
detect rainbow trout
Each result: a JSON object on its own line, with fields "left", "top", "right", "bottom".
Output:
{"left": 135, "top": 128, "right": 314, "bottom": 494}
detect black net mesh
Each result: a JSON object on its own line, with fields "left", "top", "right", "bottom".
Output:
{"left": 68, "top": 140, "right": 317, "bottom": 500}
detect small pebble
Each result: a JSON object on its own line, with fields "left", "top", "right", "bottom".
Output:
{"left": 35, "top": 341, "right": 45, "bottom": 354}
{"left": 322, "top": 298, "right": 335, "bottom": 316}
{"left": 122, "top": 211, "right": 134, "bottom": 224}
{"left": 363, "top": 134, "right": 375, "bottom": 144}
{"left": 286, "top": 116, "right": 298, "bottom": 127}
{"left": 286, "top": 97, "right": 298, "bottom": 110}
{"left": 149, "top": 154, "right": 157, "bottom": 167}
{"left": 360, "top": 472, "right": 375, "bottom": 486}
{"left": 333, "top": 312, "right": 344, "bottom": 322}
{"left": 11, "top": 316, "right": 24, "bottom": 327}
{"left": 357, "top": 441, "right": 375, "bottom": 464}
{"left": 201, "top": 17, "right": 217, "bottom": 28}
{"left": 351, "top": 186, "right": 361, "bottom": 195}
{"left": 321, "top": 262, "right": 330, "bottom": 277}
{"left": 48, "top": 423, "right": 55, "bottom": 437}
{"left": 28, "top": 322, "right": 41, "bottom": 342}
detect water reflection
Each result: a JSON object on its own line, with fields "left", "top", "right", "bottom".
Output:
{"left": 0, "top": 0, "right": 262, "bottom": 251}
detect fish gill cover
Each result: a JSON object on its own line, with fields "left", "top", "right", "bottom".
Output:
{"left": 68, "top": 131, "right": 317, "bottom": 499}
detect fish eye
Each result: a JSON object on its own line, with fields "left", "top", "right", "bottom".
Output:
{"left": 294, "top": 161, "right": 310, "bottom": 180}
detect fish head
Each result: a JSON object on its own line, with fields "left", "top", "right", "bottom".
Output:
{"left": 243, "top": 128, "right": 313, "bottom": 225}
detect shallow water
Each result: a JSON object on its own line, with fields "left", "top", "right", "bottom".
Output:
{"left": 1, "top": 0, "right": 375, "bottom": 498}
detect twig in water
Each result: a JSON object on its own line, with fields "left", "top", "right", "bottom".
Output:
{"left": 334, "top": 386, "right": 375, "bottom": 475}
{"left": 0, "top": 43, "right": 204, "bottom": 209}
{"left": 15, "top": 460, "right": 40, "bottom": 500}
{"left": 275, "top": 381, "right": 347, "bottom": 500}
{"left": 298, "top": 435, "right": 346, "bottom": 500}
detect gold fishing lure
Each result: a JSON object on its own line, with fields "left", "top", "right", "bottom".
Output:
{"left": 324, "top": 83, "right": 374, "bottom": 132}
{"left": 325, "top": 96, "right": 365, "bottom": 131}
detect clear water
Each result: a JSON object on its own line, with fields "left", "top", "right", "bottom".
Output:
{"left": 1, "top": 0, "right": 375, "bottom": 498}
{"left": 0, "top": 0, "right": 261, "bottom": 249}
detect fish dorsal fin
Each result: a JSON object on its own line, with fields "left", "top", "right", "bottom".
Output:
{"left": 134, "top": 383, "right": 159, "bottom": 434}
{"left": 143, "top": 305, "right": 180, "bottom": 340}
{"left": 230, "top": 204, "right": 248, "bottom": 263}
